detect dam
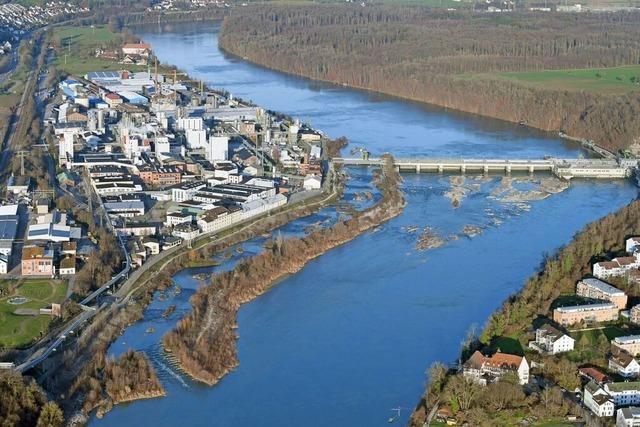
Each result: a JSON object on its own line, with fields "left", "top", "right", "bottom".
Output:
{"left": 333, "top": 157, "right": 638, "bottom": 180}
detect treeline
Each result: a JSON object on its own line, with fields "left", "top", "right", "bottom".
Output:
{"left": 0, "top": 371, "right": 63, "bottom": 427}
{"left": 163, "top": 155, "right": 405, "bottom": 384}
{"left": 218, "top": 5, "right": 640, "bottom": 151}
{"left": 70, "top": 350, "right": 164, "bottom": 418}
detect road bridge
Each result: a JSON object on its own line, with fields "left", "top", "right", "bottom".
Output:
{"left": 333, "top": 157, "right": 637, "bottom": 180}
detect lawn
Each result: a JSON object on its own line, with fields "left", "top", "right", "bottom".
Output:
{"left": 464, "top": 65, "right": 640, "bottom": 95}
{"left": 0, "top": 279, "right": 67, "bottom": 348}
{"left": 49, "top": 25, "right": 142, "bottom": 76}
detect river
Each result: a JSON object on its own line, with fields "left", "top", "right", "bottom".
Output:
{"left": 90, "top": 22, "right": 638, "bottom": 426}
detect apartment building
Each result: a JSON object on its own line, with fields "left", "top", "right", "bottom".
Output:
{"left": 553, "top": 302, "right": 619, "bottom": 326}
{"left": 528, "top": 324, "right": 575, "bottom": 355}
{"left": 576, "top": 278, "right": 627, "bottom": 310}
{"left": 613, "top": 336, "right": 640, "bottom": 357}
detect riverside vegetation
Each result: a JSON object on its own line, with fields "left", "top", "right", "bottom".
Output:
{"left": 218, "top": 5, "right": 640, "bottom": 152}
{"left": 409, "top": 199, "right": 640, "bottom": 426}
{"left": 162, "top": 155, "right": 405, "bottom": 385}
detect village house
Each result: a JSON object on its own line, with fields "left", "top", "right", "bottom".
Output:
{"left": 584, "top": 381, "right": 615, "bottom": 417}
{"left": 462, "top": 351, "right": 529, "bottom": 385}
{"left": 613, "top": 336, "right": 640, "bottom": 357}
{"left": 609, "top": 351, "right": 640, "bottom": 378}
{"left": 121, "top": 42, "right": 151, "bottom": 57}
{"left": 21, "top": 246, "right": 55, "bottom": 277}
{"left": 576, "top": 278, "right": 628, "bottom": 310}
{"left": 579, "top": 366, "right": 609, "bottom": 385}
{"left": 617, "top": 406, "right": 640, "bottom": 427}
{"left": 553, "top": 302, "right": 619, "bottom": 326}
{"left": 594, "top": 256, "right": 640, "bottom": 279}
{"left": 528, "top": 324, "right": 575, "bottom": 355}
{"left": 58, "top": 256, "right": 76, "bottom": 276}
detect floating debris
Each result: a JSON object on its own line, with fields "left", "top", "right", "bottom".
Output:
{"left": 145, "top": 327, "right": 155, "bottom": 334}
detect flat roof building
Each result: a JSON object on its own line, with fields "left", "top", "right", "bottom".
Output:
{"left": 553, "top": 302, "right": 619, "bottom": 326}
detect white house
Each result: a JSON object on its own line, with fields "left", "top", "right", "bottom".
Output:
{"left": 165, "top": 212, "right": 194, "bottom": 227}
{"left": 617, "top": 406, "right": 640, "bottom": 427}
{"left": 462, "top": 351, "right": 529, "bottom": 385}
{"left": 627, "top": 237, "right": 640, "bottom": 254}
{"left": 528, "top": 324, "right": 575, "bottom": 355}
{"left": 303, "top": 175, "right": 322, "bottom": 191}
{"left": 609, "top": 351, "right": 640, "bottom": 378}
{"left": 584, "top": 381, "right": 615, "bottom": 417}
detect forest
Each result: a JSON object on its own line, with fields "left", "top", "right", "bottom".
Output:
{"left": 219, "top": 5, "right": 640, "bottom": 152}
{"left": 0, "top": 371, "right": 63, "bottom": 427}
{"left": 409, "top": 199, "right": 640, "bottom": 426}
{"left": 163, "top": 155, "right": 405, "bottom": 385}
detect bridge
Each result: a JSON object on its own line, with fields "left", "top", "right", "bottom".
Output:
{"left": 333, "top": 157, "right": 637, "bottom": 180}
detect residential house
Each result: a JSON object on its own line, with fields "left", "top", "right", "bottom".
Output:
{"left": 617, "top": 406, "right": 640, "bottom": 427}
{"left": 58, "top": 256, "right": 76, "bottom": 276}
{"left": 579, "top": 366, "right": 609, "bottom": 385}
{"left": 584, "top": 381, "right": 615, "bottom": 417}
{"left": 576, "top": 278, "right": 628, "bottom": 310}
{"left": 528, "top": 324, "right": 575, "bottom": 355}
{"left": 21, "top": 246, "right": 55, "bottom": 277}
{"left": 594, "top": 256, "right": 640, "bottom": 279}
{"left": 609, "top": 351, "right": 640, "bottom": 378}
{"left": 61, "top": 241, "right": 77, "bottom": 257}
{"left": 462, "top": 351, "right": 529, "bottom": 385}
{"left": 553, "top": 302, "right": 619, "bottom": 326}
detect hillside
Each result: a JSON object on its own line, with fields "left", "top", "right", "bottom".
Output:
{"left": 218, "top": 6, "right": 640, "bottom": 152}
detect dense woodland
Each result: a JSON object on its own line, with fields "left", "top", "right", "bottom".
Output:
{"left": 163, "top": 156, "right": 405, "bottom": 384}
{"left": 219, "top": 6, "right": 640, "bottom": 151}
{"left": 410, "top": 199, "right": 640, "bottom": 426}
{"left": 0, "top": 372, "right": 63, "bottom": 427}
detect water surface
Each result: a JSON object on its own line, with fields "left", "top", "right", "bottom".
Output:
{"left": 91, "top": 22, "right": 638, "bottom": 427}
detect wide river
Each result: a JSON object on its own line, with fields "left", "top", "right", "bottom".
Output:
{"left": 92, "top": 22, "right": 638, "bottom": 426}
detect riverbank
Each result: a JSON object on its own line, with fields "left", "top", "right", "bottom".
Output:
{"left": 162, "top": 155, "right": 405, "bottom": 385}
{"left": 217, "top": 6, "right": 640, "bottom": 153}
{"left": 409, "top": 198, "right": 640, "bottom": 426}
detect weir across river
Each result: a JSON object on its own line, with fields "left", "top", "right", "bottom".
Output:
{"left": 333, "top": 157, "right": 639, "bottom": 181}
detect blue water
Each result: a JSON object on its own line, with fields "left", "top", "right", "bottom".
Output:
{"left": 90, "top": 22, "right": 638, "bottom": 427}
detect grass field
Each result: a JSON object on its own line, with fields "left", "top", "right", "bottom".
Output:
{"left": 0, "top": 279, "right": 67, "bottom": 348}
{"left": 49, "top": 25, "right": 142, "bottom": 76}
{"left": 466, "top": 65, "right": 640, "bottom": 95}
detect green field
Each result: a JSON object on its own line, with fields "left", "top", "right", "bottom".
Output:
{"left": 0, "top": 279, "right": 67, "bottom": 348}
{"left": 49, "top": 25, "right": 142, "bottom": 76}
{"left": 469, "top": 65, "right": 640, "bottom": 95}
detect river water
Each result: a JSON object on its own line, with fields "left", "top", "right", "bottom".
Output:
{"left": 91, "top": 22, "right": 638, "bottom": 426}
